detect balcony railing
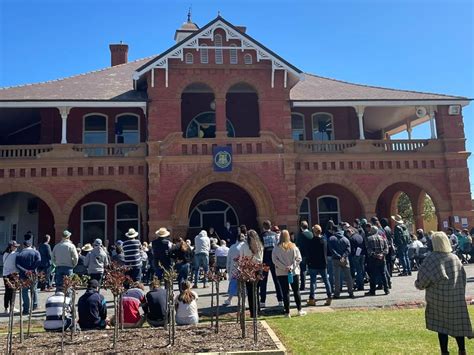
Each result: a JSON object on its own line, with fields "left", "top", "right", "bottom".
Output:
{"left": 72, "top": 144, "right": 146, "bottom": 157}
{"left": 295, "top": 140, "right": 357, "bottom": 153}
{"left": 0, "top": 144, "right": 53, "bottom": 158}
{"left": 372, "top": 139, "right": 429, "bottom": 152}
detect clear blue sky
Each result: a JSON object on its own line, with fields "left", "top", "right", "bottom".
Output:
{"left": 1, "top": 0, "right": 473, "bottom": 195}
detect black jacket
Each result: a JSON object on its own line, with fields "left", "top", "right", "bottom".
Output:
{"left": 152, "top": 237, "right": 172, "bottom": 269}
{"left": 306, "top": 236, "right": 328, "bottom": 269}
{"left": 78, "top": 289, "right": 107, "bottom": 329}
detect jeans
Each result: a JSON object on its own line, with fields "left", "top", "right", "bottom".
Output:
{"left": 397, "top": 244, "right": 411, "bottom": 274}
{"left": 55, "top": 266, "right": 73, "bottom": 292}
{"left": 193, "top": 253, "right": 209, "bottom": 286}
{"left": 21, "top": 281, "right": 38, "bottom": 313}
{"left": 308, "top": 268, "right": 332, "bottom": 299}
{"left": 176, "top": 262, "right": 190, "bottom": 291}
{"left": 367, "top": 257, "right": 389, "bottom": 293}
{"left": 277, "top": 274, "right": 302, "bottom": 315}
{"left": 332, "top": 258, "right": 353, "bottom": 296}
{"left": 327, "top": 256, "right": 343, "bottom": 293}
{"left": 3, "top": 276, "right": 14, "bottom": 309}
{"left": 128, "top": 267, "right": 142, "bottom": 282}
{"left": 350, "top": 255, "right": 365, "bottom": 290}
{"left": 260, "top": 250, "right": 283, "bottom": 303}
{"left": 299, "top": 260, "right": 307, "bottom": 290}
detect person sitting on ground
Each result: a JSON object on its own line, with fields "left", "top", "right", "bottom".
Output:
{"left": 124, "top": 282, "right": 146, "bottom": 303}
{"left": 175, "top": 281, "right": 199, "bottom": 325}
{"left": 143, "top": 278, "right": 168, "bottom": 327}
{"left": 415, "top": 231, "right": 473, "bottom": 355}
{"left": 44, "top": 291, "right": 73, "bottom": 332}
{"left": 84, "top": 239, "right": 109, "bottom": 284}
{"left": 112, "top": 289, "right": 146, "bottom": 328}
{"left": 77, "top": 279, "right": 108, "bottom": 330}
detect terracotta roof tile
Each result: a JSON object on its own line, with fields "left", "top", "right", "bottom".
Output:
{"left": 290, "top": 73, "right": 467, "bottom": 101}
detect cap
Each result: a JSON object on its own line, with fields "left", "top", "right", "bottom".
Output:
{"left": 8, "top": 240, "right": 20, "bottom": 247}
{"left": 93, "top": 238, "right": 103, "bottom": 247}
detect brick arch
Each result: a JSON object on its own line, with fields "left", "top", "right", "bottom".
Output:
{"left": 222, "top": 79, "right": 263, "bottom": 99}
{"left": 297, "top": 175, "right": 371, "bottom": 216}
{"left": 172, "top": 167, "right": 275, "bottom": 225}
{"left": 175, "top": 80, "right": 217, "bottom": 99}
{"left": 370, "top": 175, "right": 449, "bottom": 213}
{"left": 62, "top": 181, "right": 145, "bottom": 222}
{"left": 0, "top": 182, "right": 62, "bottom": 225}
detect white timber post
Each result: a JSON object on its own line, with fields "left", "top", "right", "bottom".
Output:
{"left": 59, "top": 106, "right": 71, "bottom": 144}
{"left": 429, "top": 106, "right": 437, "bottom": 139}
{"left": 356, "top": 106, "right": 365, "bottom": 140}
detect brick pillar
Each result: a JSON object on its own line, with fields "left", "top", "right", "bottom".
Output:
{"left": 215, "top": 97, "right": 226, "bottom": 137}
{"left": 54, "top": 223, "right": 68, "bottom": 244}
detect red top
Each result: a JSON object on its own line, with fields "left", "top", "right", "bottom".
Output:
{"left": 122, "top": 297, "right": 141, "bottom": 324}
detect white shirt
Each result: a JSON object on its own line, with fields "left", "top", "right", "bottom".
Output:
{"left": 2, "top": 251, "right": 19, "bottom": 276}
{"left": 44, "top": 293, "right": 71, "bottom": 331}
{"left": 215, "top": 245, "right": 229, "bottom": 257}
{"left": 175, "top": 291, "right": 199, "bottom": 323}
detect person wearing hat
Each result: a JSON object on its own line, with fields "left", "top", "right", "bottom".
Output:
{"left": 77, "top": 279, "right": 108, "bottom": 330}
{"left": 85, "top": 238, "right": 109, "bottom": 284}
{"left": 52, "top": 230, "right": 79, "bottom": 292}
{"left": 2, "top": 240, "right": 20, "bottom": 314}
{"left": 123, "top": 228, "right": 143, "bottom": 282}
{"left": 392, "top": 214, "right": 412, "bottom": 276}
{"left": 151, "top": 227, "right": 172, "bottom": 280}
{"left": 15, "top": 239, "right": 41, "bottom": 315}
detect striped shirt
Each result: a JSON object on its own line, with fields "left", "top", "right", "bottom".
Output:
{"left": 122, "top": 238, "right": 142, "bottom": 268}
{"left": 44, "top": 293, "right": 71, "bottom": 331}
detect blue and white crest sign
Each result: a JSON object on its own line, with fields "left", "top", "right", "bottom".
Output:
{"left": 213, "top": 146, "right": 232, "bottom": 172}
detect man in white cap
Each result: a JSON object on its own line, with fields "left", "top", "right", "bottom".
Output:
{"left": 85, "top": 238, "right": 109, "bottom": 284}
{"left": 392, "top": 214, "right": 412, "bottom": 276}
{"left": 123, "top": 228, "right": 142, "bottom": 281}
{"left": 52, "top": 230, "right": 78, "bottom": 292}
{"left": 152, "top": 227, "right": 172, "bottom": 280}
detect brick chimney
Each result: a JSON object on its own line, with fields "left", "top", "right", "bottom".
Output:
{"left": 109, "top": 42, "right": 128, "bottom": 66}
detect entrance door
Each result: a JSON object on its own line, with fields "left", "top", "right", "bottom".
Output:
{"left": 188, "top": 199, "right": 239, "bottom": 238}
{"left": 202, "top": 213, "right": 225, "bottom": 234}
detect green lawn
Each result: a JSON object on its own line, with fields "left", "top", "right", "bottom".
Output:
{"left": 266, "top": 306, "right": 474, "bottom": 355}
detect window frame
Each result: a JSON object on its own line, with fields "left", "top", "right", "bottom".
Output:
{"left": 115, "top": 201, "right": 140, "bottom": 242}
{"left": 317, "top": 195, "right": 340, "bottom": 225}
{"left": 81, "top": 202, "right": 107, "bottom": 245}
{"left": 214, "top": 34, "right": 223, "bottom": 64}
{"left": 185, "top": 52, "right": 194, "bottom": 64}
{"left": 244, "top": 53, "right": 252, "bottom": 65}
{"left": 299, "top": 197, "right": 311, "bottom": 226}
{"left": 291, "top": 112, "right": 306, "bottom": 141}
{"left": 311, "top": 112, "right": 334, "bottom": 141}
{"left": 115, "top": 113, "right": 140, "bottom": 144}
{"left": 83, "top": 113, "right": 108, "bottom": 144}
{"left": 229, "top": 44, "right": 238, "bottom": 64}
{"left": 200, "top": 44, "right": 209, "bottom": 64}
{"left": 189, "top": 198, "right": 239, "bottom": 229}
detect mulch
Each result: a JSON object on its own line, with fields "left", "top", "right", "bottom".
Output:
{"left": 8, "top": 321, "right": 278, "bottom": 354}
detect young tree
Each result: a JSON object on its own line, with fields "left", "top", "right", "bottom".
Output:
{"left": 5, "top": 273, "right": 21, "bottom": 354}
{"left": 103, "top": 262, "right": 130, "bottom": 350}
{"left": 25, "top": 270, "right": 38, "bottom": 338}
{"left": 162, "top": 265, "right": 177, "bottom": 346}
{"left": 207, "top": 267, "right": 225, "bottom": 333}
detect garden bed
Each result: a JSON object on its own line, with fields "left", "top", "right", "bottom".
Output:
{"left": 8, "top": 321, "right": 284, "bottom": 354}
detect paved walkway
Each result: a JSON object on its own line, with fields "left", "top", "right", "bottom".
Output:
{"left": 1, "top": 264, "right": 473, "bottom": 322}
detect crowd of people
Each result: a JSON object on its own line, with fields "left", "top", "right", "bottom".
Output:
{"left": 1, "top": 217, "right": 473, "bottom": 352}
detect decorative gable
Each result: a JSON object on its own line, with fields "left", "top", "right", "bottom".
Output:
{"left": 133, "top": 16, "right": 302, "bottom": 88}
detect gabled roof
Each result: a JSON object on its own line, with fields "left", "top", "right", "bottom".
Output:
{"left": 0, "top": 57, "right": 152, "bottom": 102}
{"left": 134, "top": 16, "right": 302, "bottom": 87}
{"left": 291, "top": 73, "right": 468, "bottom": 102}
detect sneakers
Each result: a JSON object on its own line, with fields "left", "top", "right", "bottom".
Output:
{"left": 223, "top": 299, "right": 232, "bottom": 306}
{"left": 278, "top": 301, "right": 284, "bottom": 307}
{"left": 306, "top": 299, "right": 316, "bottom": 306}
{"left": 324, "top": 298, "right": 332, "bottom": 306}
{"left": 284, "top": 313, "right": 291, "bottom": 318}
{"left": 365, "top": 291, "right": 376, "bottom": 296}
{"left": 298, "top": 310, "right": 307, "bottom": 316}
{"left": 259, "top": 302, "right": 266, "bottom": 308}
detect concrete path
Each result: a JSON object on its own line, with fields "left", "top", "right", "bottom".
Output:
{"left": 1, "top": 264, "right": 473, "bottom": 322}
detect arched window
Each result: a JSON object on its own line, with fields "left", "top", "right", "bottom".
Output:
{"left": 81, "top": 203, "right": 106, "bottom": 245}
{"left": 185, "top": 112, "right": 235, "bottom": 138}
{"left": 189, "top": 199, "right": 238, "bottom": 230}
{"left": 214, "top": 34, "right": 223, "bottom": 64}
{"left": 299, "top": 197, "right": 311, "bottom": 226}
{"left": 230, "top": 44, "right": 238, "bottom": 64}
{"left": 317, "top": 196, "right": 340, "bottom": 229}
{"left": 83, "top": 114, "right": 107, "bottom": 144}
{"left": 115, "top": 202, "right": 139, "bottom": 241}
{"left": 115, "top": 114, "right": 139, "bottom": 144}
{"left": 291, "top": 113, "right": 305, "bottom": 141}
{"left": 312, "top": 113, "right": 334, "bottom": 141}
{"left": 244, "top": 53, "right": 252, "bottom": 65}
{"left": 200, "top": 44, "right": 208, "bottom": 64}
{"left": 185, "top": 52, "right": 194, "bottom": 64}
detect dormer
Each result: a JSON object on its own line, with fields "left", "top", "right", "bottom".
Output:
{"left": 174, "top": 11, "right": 199, "bottom": 43}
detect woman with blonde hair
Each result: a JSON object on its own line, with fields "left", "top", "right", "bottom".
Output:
{"left": 272, "top": 229, "right": 306, "bottom": 318}
{"left": 415, "top": 231, "right": 472, "bottom": 354}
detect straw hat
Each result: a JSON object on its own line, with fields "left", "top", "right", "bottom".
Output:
{"left": 391, "top": 214, "right": 404, "bottom": 224}
{"left": 82, "top": 243, "right": 93, "bottom": 252}
{"left": 155, "top": 227, "right": 170, "bottom": 238}
{"left": 125, "top": 228, "right": 139, "bottom": 238}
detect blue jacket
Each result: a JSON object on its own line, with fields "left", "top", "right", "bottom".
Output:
{"left": 78, "top": 289, "right": 107, "bottom": 329}
{"left": 328, "top": 232, "right": 351, "bottom": 259}
{"left": 15, "top": 247, "right": 41, "bottom": 278}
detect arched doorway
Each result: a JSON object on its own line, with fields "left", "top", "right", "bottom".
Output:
{"left": 376, "top": 182, "right": 439, "bottom": 231}
{"left": 298, "top": 183, "right": 363, "bottom": 232}
{"left": 0, "top": 192, "right": 55, "bottom": 249}
{"left": 187, "top": 182, "right": 258, "bottom": 238}
{"left": 68, "top": 189, "right": 142, "bottom": 246}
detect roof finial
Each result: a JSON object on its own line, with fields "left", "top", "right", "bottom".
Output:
{"left": 187, "top": 7, "right": 192, "bottom": 22}
{"left": 217, "top": 10, "right": 221, "bottom": 17}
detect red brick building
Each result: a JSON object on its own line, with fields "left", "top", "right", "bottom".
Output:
{"left": 0, "top": 16, "right": 472, "bottom": 247}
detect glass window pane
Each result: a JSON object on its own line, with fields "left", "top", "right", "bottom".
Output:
{"left": 299, "top": 198, "right": 309, "bottom": 213}
{"left": 117, "top": 116, "right": 138, "bottom": 131}
{"left": 318, "top": 197, "right": 338, "bottom": 213}
{"left": 226, "top": 209, "right": 237, "bottom": 225}
{"left": 116, "top": 220, "right": 138, "bottom": 241}
{"left": 83, "top": 204, "right": 105, "bottom": 220}
{"left": 318, "top": 214, "right": 339, "bottom": 231}
{"left": 122, "top": 132, "right": 139, "bottom": 144}
{"left": 117, "top": 203, "right": 138, "bottom": 219}
{"left": 230, "top": 45, "right": 238, "bottom": 64}
{"left": 200, "top": 45, "right": 208, "bottom": 64}
{"left": 226, "top": 119, "right": 235, "bottom": 137}
{"left": 85, "top": 116, "right": 106, "bottom": 131}
{"left": 189, "top": 210, "right": 200, "bottom": 227}
{"left": 291, "top": 115, "right": 304, "bottom": 129}
{"left": 312, "top": 114, "right": 333, "bottom": 141}
{"left": 83, "top": 221, "right": 105, "bottom": 245}
{"left": 84, "top": 132, "right": 107, "bottom": 144}
{"left": 198, "top": 200, "right": 228, "bottom": 212}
